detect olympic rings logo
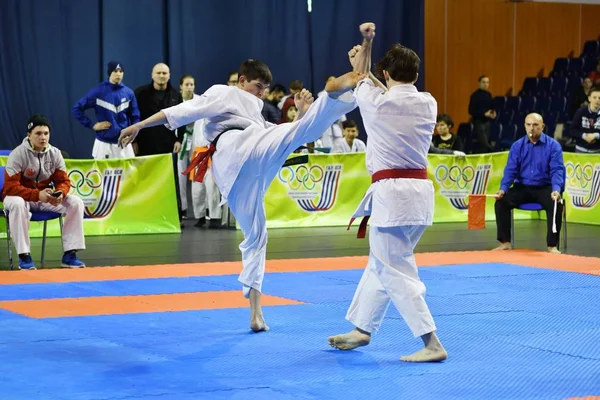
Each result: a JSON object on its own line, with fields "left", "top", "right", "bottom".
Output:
{"left": 565, "top": 162, "right": 594, "bottom": 189}
{"left": 68, "top": 169, "right": 103, "bottom": 196}
{"left": 278, "top": 165, "right": 324, "bottom": 191}
{"left": 434, "top": 165, "right": 475, "bottom": 190}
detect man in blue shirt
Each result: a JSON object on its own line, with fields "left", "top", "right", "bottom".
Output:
{"left": 494, "top": 113, "right": 564, "bottom": 253}
{"left": 72, "top": 61, "right": 140, "bottom": 159}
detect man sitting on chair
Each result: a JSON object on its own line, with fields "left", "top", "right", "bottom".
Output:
{"left": 493, "top": 113, "right": 564, "bottom": 254}
{"left": 1, "top": 115, "right": 86, "bottom": 270}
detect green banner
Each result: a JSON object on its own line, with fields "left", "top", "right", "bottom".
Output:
{"left": 1, "top": 154, "right": 180, "bottom": 237}
{"left": 266, "top": 152, "right": 600, "bottom": 228}
{"left": 265, "top": 153, "right": 371, "bottom": 228}
{"left": 563, "top": 152, "right": 600, "bottom": 225}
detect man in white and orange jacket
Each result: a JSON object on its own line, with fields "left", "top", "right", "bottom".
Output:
{"left": 1, "top": 115, "right": 86, "bottom": 270}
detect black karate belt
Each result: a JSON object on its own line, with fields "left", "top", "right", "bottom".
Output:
{"left": 282, "top": 155, "right": 309, "bottom": 167}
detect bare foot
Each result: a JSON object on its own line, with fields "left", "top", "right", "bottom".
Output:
{"left": 492, "top": 242, "right": 511, "bottom": 251}
{"left": 548, "top": 246, "right": 561, "bottom": 254}
{"left": 400, "top": 347, "right": 448, "bottom": 363}
{"left": 250, "top": 315, "right": 269, "bottom": 332}
{"left": 328, "top": 328, "right": 371, "bottom": 350}
{"left": 325, "top": 72, "right": 366, "bottom": 99}
{"left": 248, "top": 288, "right": 269, "bottom": 333}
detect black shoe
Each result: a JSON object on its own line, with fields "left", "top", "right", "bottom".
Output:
{"left": 195, "top": 217, "right": 206, "bottom": 228}
{"left": 181, "top": 210, "right": 188, "bottom": 220}
{"left": 208, "top": 218, "right": 222, "bottom": 229}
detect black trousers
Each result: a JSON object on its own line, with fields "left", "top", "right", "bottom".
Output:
{"left": 495, "top": 184, "right": 563, "bottom": 247}
{"left": 473, "top": 120, "right": 494, "bottom": 153}
{"left": 171, "top": 153, "right": 183, "bottom": 221}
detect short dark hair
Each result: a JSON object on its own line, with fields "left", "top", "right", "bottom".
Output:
{"left": 179, "top": 74, "right": 194, "bottom": 85}
{"left": 342, "top": 120, "right": 358, "bottom": 130}
{"left": 374, "top": 44, "right": 420, "bottom": 83}
{"left": 27, "top": 114, "right": 51, "bottom": 132}
{"left": 589, "top": 85, "right": 600, "bottom": 96}
{"left": 478, "top": 75, "right": 488, "bottom": 82}
{"left": 436, "top": 113, "right": 454, "bottom": 129}
{"left": 238, "top": 60, "right": 272, "bottom": 85}
{"left": 289, "top": 80, "right": 303, "bottom": 91}
{"left": 270, "top": 83, "right": 286, "bottom": 94}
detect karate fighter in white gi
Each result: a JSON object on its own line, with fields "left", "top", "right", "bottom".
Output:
{"left": 118, "top": 60, "right": 363, "bottom": 332}
{"left": 328, "top": 23, "right": 448, "bottom": 362}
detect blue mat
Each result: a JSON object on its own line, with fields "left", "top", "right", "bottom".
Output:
{"left": 0, "top": 262, "right": 599, "bottom": 399}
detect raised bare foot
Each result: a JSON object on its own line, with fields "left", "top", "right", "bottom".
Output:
{"left": 400, "top": 346, "right": 448, "bottom": 363}
{"left": 548, "top": 246, "right": 561, "bottom": 254}
{"left": 492, "top": 242, "right": 511, "bottom": 251}
{"left": 328, "top": 328, "right": 371, "bottom": 350}
{"left": 325, "top": 72, "right": 366, "bottom": 98}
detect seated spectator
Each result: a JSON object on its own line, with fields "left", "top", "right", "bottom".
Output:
{"left": 493, "top": 113, "right": 564, "bottom": 254}
{"left": 569, "top": 77, "right": 593, "bottom": 119}
{"left": 569, "top": 86, "right": 600, "bottom": 153}
{"left": 278, "top": 80, "right": 303, "bottom": 109}
{"left": 336, "top": 120, "right": 366, "bottom": 153}
{"left": 588, "top": 60, "right": 600, "bottom": 86}
{"left": 432, "top": 114, "right": 464, "bottom": 152}
{"left": 1, "top": 115, "right": 86, "bottom": 270}
{"left": 261, "top": 84, "right": 285, "bottom": 124}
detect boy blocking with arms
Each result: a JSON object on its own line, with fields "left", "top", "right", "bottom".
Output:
{"left": 328, "top": 23, "right": 447, "bottom": 362}
{"left": 119, "top": 61, "right": 364, "bottom": 332}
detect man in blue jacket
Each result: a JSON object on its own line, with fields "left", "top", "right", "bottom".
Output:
{"left": 494, "top": 113, "right": 565, "bottom": 254}
{"left": 72, "top": 61, "right": 140, "bottom": 159}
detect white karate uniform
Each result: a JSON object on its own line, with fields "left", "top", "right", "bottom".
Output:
{"left": 177, "top": 94, "right": 201, "bottom": 213}
{"left": 163, "top": 85, "right": 356, "bottom": 294}
{"left": 318, "top": 91, "right": 347, "bottom": 153}
{"left": 338, "top": 138, "right": 366, "bottom": 153}
{"left": 92, "top": 139, "right": 135, "bottom": 160}
{"left": 189, "top": 119, "right": 222, "bottom": 220}
{"left": 3, "top": 195, "right": 86, "bottom": 255}
{"left": 346, "top": 79, "right": 437, "bottom": 338}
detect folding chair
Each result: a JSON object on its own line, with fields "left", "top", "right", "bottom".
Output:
{"left": 0, "top": 166, "right": 63, "bottom": 269}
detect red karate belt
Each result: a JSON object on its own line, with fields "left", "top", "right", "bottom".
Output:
{"left": 347, "top": 168, "right": 429, "bottom": 239}
{"left": 183, "top": 142, "right": 216, "bottom": 183}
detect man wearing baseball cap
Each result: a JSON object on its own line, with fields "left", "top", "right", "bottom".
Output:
{"left": 72, "top": 61, "right": 140, "bottom": 159}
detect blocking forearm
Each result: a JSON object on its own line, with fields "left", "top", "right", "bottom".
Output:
{"left": 354, "top": 39, "right": 372, "bottom": 75}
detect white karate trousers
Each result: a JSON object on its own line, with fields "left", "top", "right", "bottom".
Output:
{"left": 3, "top": 195, "right": 86, "bottom": 255}
{"left": 345, "top": 225, "right": 437, "bottom": 338}
{"left": 92, "top": 139, "right": 135, "bottom": 160}
{"left": 190, "top": 167, "right": 222, "bottom": 220}
{"left": 220, "top": 93, "right": 356, "bottom": 295}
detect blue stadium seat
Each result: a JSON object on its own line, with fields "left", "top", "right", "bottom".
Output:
{"left": 513, "top": 111, "right": 527, "bottom": 128}
{"left": 583, "top": 56, "right": 598, "bottom": 74}
{"left": 544, "top": 113, "right": 558, "bottom": 137}
{"left": 490, "top": 123, "right": 502, "bottom": 143}
{"left": 535, "top": 97, "right": 551, "bottom": 114}
{"left": 457, "top": 123, "right": 473, "bottom": 154}
{"left": 582, "top": 40, "right": 599, "bottom": 58}
{"left": 566, "top": 76, "right": 582, "bottom": 95}
{"left": 505, "top": 96, "right": 521, "bottom": 111}
{"left": 498, "top": 124, "right": 517, "bottom": 150}
{"left": 567, "top": 58, "right": 583, "bottom": 76}
{"left": 551, "top": 58, "right": 569, "bottom": 77}
{"left": 550, "top": 76, "right": 567, "bottom": 96}
{"left": 519, "top": 95, "right": 536, "bottom": 113}
{"left": 536, "top": 78, "right": 552, "bottom": 96}
{"left": 498, "top": 109, "right": 514, "bottom": 125}
{"left": 550, "top": 97, "right": 567, "bottom": 114}
{"left": 520, "top": 77, "right": 537, "bottom": 96}
{"left": 491, "top": 96, "right": 506, "bottom": 112}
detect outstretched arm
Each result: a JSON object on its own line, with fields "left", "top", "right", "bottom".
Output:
{"left": 354, "top": 23, "right": 375, "bottom": 75}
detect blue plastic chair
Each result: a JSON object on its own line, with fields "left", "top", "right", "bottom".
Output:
{"left": 0, "top": 166, "right": 63, "bottom": 269}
